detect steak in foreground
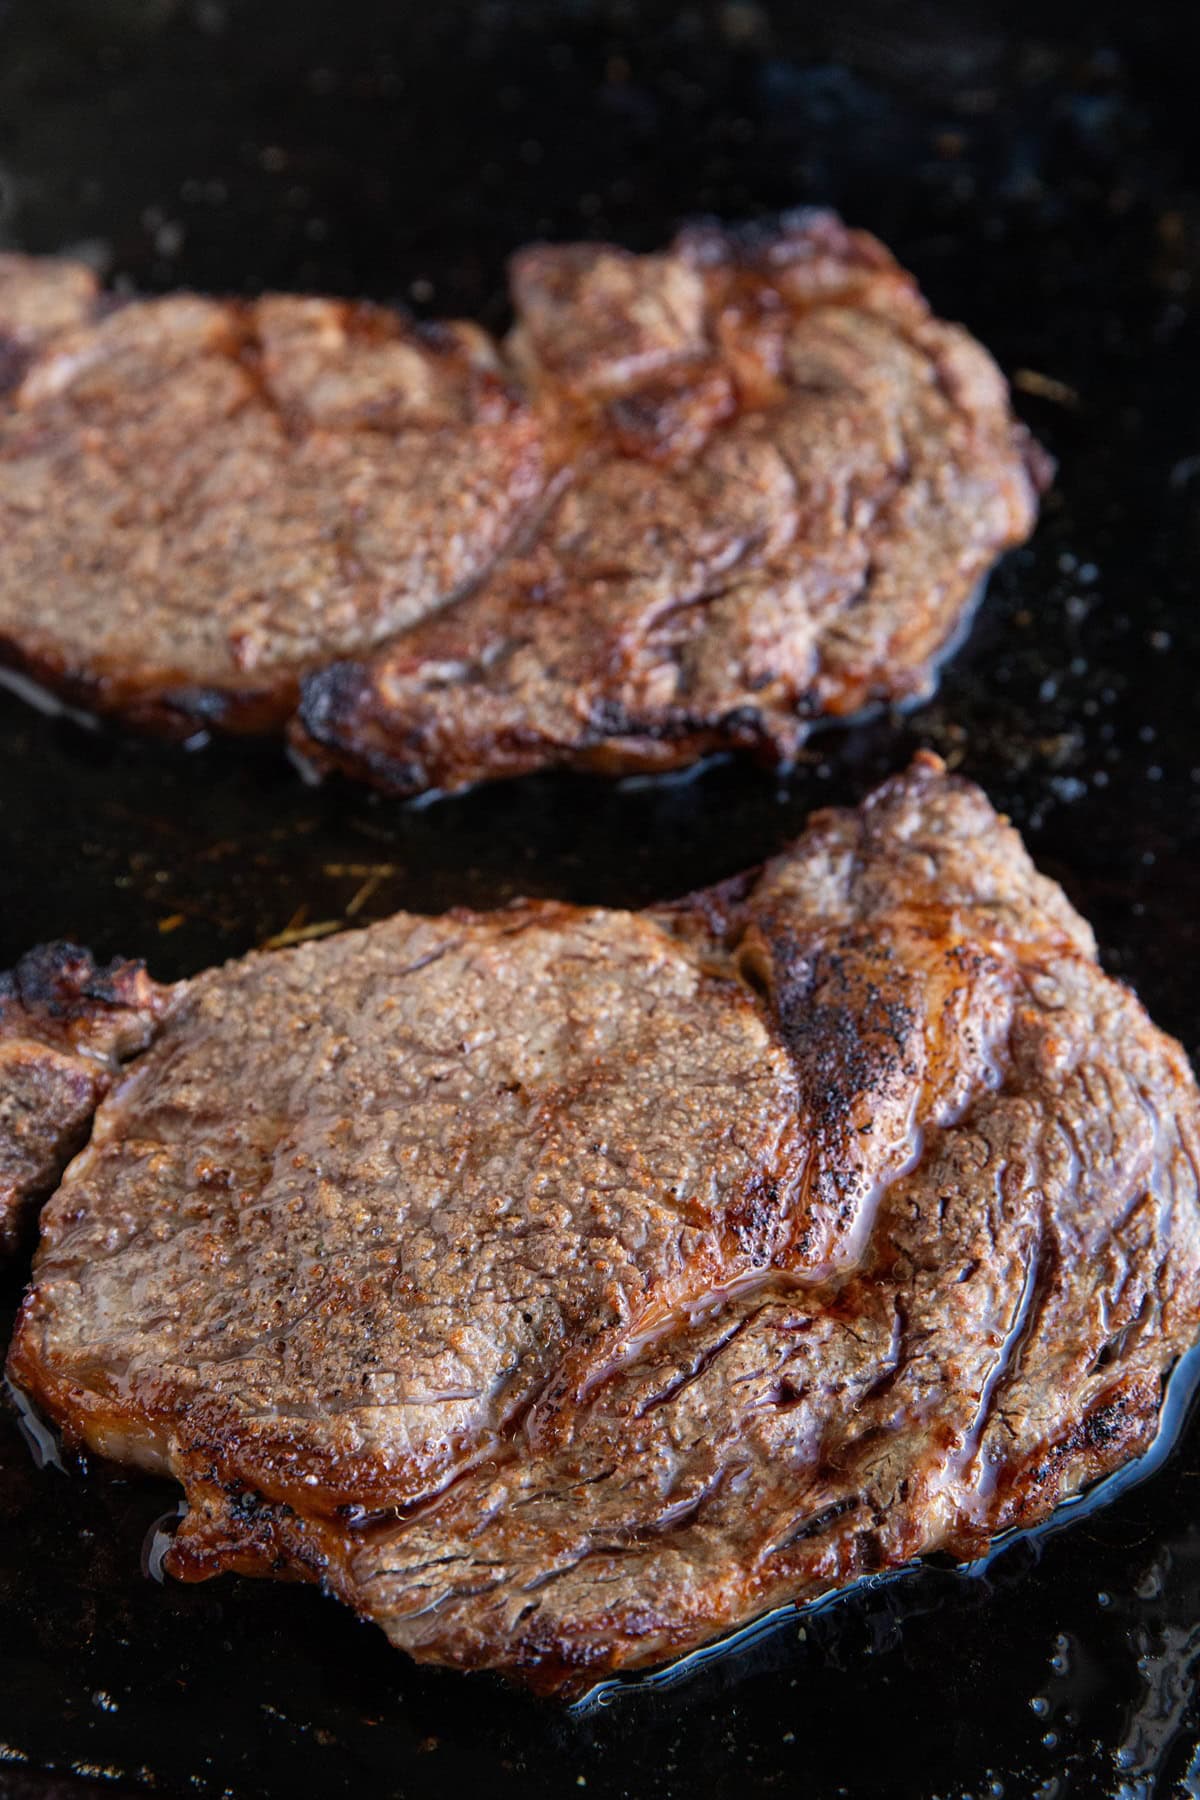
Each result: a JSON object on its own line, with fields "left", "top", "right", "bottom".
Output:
{"left": 0, "top": 215, "right": 1046, "bottom": 782}
{"left": 8, "top": 755, "right": 1199, "bottom": 1693}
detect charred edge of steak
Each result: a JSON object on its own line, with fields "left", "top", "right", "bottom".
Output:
{"left": 0, "top": 633, "right": 298, "bottom": 739}
{"left": 0, "top": 941, "right": 160, "bottom": 1025}
{"left": 293, "top": 664, "right": 792, "bottom": 797}
{"left": 290, "top": 661, "right": 429, "bottom": 791}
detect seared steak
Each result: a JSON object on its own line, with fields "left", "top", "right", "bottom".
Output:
{"left": 10, "top": 755, "right": 1196, "bottom": 1693}
{"left": 0, "top": 215, "right": 1045, "bottom": 774}
{"left": 0, "top": 256, "right": 542, "bottom": 733}
{"left": 0, "top": 945, "right": 169, "bottom": 1256}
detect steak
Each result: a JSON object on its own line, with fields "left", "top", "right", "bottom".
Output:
{"left": 0, "top": 945, "right": 169, "bottom": 1257}
{"left": 10, "top": 754, "right": 1197, "bottom": 1694}
{"left": 0, "top": 254, "right": 542, "bottom": 734}
{"left": 0, "top": 214, "right": 1046, "bottom": 776}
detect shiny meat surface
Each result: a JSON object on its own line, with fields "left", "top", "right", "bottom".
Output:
{"left": 0, "top": 216, "right": 1044, "bottom": 772}
{"left": 9, "top": 756, "right": 1198, "bottom": 1692}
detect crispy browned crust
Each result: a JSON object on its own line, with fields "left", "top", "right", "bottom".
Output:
{"left": 12, "top": 757, "right": 1196, "bottom": 1694}
{"left": 0, "top": 275, "right": 543, "bottom": 736}
{"left": 291, "top": 213, "right": 1050, "bottom": 794}
{"left": 1, "top": 217, "right": 1045, "bottom": 786}
{"left": 0, "top": 944, "right": 174, "bottom": 1255}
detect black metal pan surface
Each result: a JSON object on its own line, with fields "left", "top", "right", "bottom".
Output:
{"left": 0, "top": 2, "right": 1197, "bottom": 1793}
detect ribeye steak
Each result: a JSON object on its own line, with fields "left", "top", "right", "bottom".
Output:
{"left": 0, "top": 215, "right": 1045, "bottom": 782}
{"left": 8, "top": 756, "right": 1197, "bottom": 1693}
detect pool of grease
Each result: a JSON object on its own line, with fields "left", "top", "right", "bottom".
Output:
{"left": 0, "top": 0, "right": 1198, "bottom": 1795}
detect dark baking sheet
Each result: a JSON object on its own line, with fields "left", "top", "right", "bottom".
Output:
{"left": 0, "top": 1, "right": 1198, "bottom": 1793}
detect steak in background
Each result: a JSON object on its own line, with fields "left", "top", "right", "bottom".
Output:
{"left": 0, "top": 254, "right": 542, "bottom": 734}
{"left": 0, "top": 215, "right": 1046, "bottom": 780}
{"left": 10, "top": 755, "right": 1195, "bottom": 1693}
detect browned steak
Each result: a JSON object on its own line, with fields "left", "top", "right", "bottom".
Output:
{"left": 11, "top": 755, "right": 1195, "bottom": 1694}
{"left": 0, "top": 264, "right": 542, "bottom": 732}
{"left": 296, "top": 218, "right": 1048, "bottom": 792}
{"left": 0, "top": 944, "right": 170, "bottom": 1256}
{"left": 0, "top": 215, "right": 1044, "bottom": 774}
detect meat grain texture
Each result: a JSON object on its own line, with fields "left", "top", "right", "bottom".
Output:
{"left": 6, "top": 757, "right": 1200, "bottom": 1693}
{"left": 0, "top": 216, "right": 1046, "bottom": 784}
